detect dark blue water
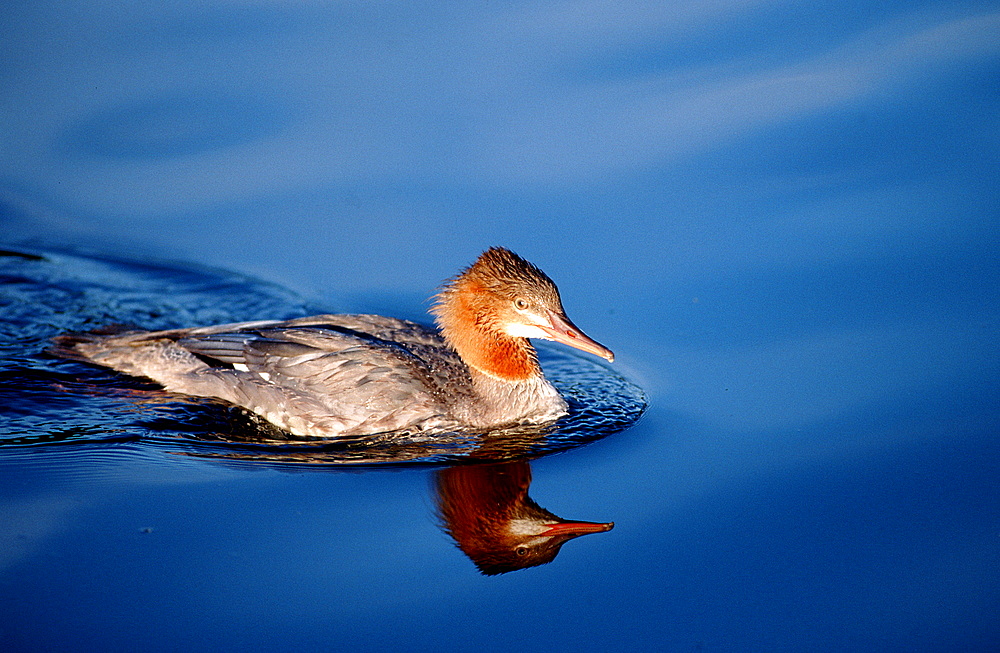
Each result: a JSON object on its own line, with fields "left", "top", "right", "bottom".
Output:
{"left": 3, "top": 2, "right": 999, "bottom": 651}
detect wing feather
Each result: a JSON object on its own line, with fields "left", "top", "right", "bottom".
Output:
{"left": 58, "top": 314, "right": 473, "bottom": 437}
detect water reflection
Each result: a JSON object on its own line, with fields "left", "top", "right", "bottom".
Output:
{"left": 0, "top": 246, "right": 627, "bottom": 577}
{"left": 140, "top": 401, "right": 630, "bottom": 466}
{"left": 436, "top": 461, "right": 613, "bottom": 575}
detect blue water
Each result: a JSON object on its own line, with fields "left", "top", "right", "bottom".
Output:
{"left": 2, "top": 2, "right": 999, "bottom": 651}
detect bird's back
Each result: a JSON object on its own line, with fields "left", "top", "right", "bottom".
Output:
{"left": 54, "top": 314, "right": 476, "bottom": 438}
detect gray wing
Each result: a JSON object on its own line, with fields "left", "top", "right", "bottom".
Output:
{"left": 172, "top": 321, "right": 469, "bottom": 437}
{"left": 179, "top": 314, "right": 446, "bottom": 348}
{"left": 63, "top": 315, "right": 472, "bottom": 437}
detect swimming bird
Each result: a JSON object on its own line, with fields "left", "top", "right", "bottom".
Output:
{"left": 53, "top": 247, "right": 614, "bottom": 438}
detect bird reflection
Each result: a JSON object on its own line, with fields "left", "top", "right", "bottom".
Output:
{"left": 435, "top": 461, "right": 613, "bottom": 575}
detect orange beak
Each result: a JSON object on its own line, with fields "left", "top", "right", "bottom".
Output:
{"left": 539, "top": 310, "right": 615, "bottom": 363}
{"left": 538, "top": 520, "right": 615, "bottom": 536}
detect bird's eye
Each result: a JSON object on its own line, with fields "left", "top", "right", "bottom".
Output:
{"left": 515, "top": 547, "right": 528, "bottom": 556}
{"left": 513, "top": 297, "right": 529, "bottom": 310}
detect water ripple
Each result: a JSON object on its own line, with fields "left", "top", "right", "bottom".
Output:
{"left": 59, "top": 93, "right": 292, "bottom": 160}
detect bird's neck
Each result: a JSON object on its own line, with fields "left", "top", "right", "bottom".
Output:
{"left": 449, "top": 322, "right": 540, "bottom": 383}
{"left": 435, "top": 284, "right": 541, "bottom": 382}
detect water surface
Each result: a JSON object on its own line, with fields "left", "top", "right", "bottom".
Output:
{"left": 2, "top": 2, "right": 999, "bottom": 651}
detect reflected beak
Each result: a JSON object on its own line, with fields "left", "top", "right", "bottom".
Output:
{"left": 539, "top": 310, "right": 615, "bottom": 362}
{"left": 538, "top": 520, "right": 615, "bottom": 537}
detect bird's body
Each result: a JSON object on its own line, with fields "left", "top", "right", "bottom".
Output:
{"left": 54, "top": 248, "right": 614, "bottom": 439}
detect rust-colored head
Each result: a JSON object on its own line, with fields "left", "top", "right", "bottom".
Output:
{"left": 431, "top": 248, "right": 613, "bottom": 381}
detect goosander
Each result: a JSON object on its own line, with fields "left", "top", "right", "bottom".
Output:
{"left": 436, "top": 461, "right": 613, "bottom": 575}
{"left": 54, "top": 247, "right": 614, "bottom": 438}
